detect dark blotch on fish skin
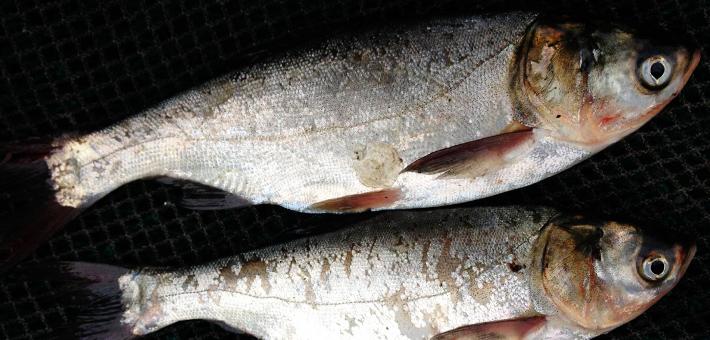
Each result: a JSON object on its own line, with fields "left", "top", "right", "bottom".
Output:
{"left": 508, "top": 262, "right": 526, "bottom": 273}
{"left": 219, "top": 266, "right": 238, "bottom": 287}
{"left": 352, "top": 50, "right": 370, "bottom": 64}
{"left": 237, "top": 257, "right": 270, "bottom": 292}
{"left": 200, "top": 78, "right": 236, "bottom": 120}
{"left": 421, "top": 241, "right": 431, "bottom": 276}
{"left": 393, "top": 237, "right": 404, "bottom": 247}
{"left": 182, "top": 274, "right": 197, "bottom": 291}
{"left": 344, "top": 247, "right": 354, "bottom": 278}
{"left": 444, "top": 50, "right": 454, "bottom": 67}
{"left": 434, "top": 235, "right": 461, "bottom": 291}
{"left": 320, "top": 258, "right": 330, "bottom": 283}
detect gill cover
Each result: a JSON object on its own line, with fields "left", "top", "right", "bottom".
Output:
{"left": 536, "top": 215, "right": 694, "bottom": 332}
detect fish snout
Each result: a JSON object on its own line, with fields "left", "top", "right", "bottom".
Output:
{"left": 682, "top": 48, "right": 701, "bottom": 85}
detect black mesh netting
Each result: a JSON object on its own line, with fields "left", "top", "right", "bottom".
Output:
{"left": 0, "top": 0, "right": 708, "bottom": 339}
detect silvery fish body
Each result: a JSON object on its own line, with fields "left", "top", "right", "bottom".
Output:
{"left": 48, "top": 12, "right": 542, "bottom": 211}
{"left": 36, "top": 206, "right": 694, "bottom": 340}
{"left": 0, "top": 12, "right": 699, "bottom": 272}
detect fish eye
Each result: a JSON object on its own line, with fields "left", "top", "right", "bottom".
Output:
{"left": 639, "top": 56, "right": 672, "bottom": 89}
{"left": 640, "top": 252, "right": 670, "bottom": 281}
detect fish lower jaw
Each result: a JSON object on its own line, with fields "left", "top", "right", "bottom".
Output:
{"left": 543, "top": 131, "right": 617, "bottom": 153}
{"left": 542, "top": 302, "right": 627, "bottom": 337}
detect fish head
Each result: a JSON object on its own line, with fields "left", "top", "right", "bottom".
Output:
{"left": 538, "top": 215, "right": 695, "bottom": 332}
{"left": 512, "top": 19, "right": 700, "bottom": 150}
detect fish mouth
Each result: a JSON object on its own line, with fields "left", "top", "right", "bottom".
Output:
{"left": 682, "top": 49, "right": 701, "bottom": 86}
{"left": 675, "top": 240, "right": 697, "bottom": 280}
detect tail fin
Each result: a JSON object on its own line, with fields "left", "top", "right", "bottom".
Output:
{"left": 0, "top": 141, "right": 86, "bottom": 274}
{"left": 14, "top": 262, "right": 135, "bottom": 340}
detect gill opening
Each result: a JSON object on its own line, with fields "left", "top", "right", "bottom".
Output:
{"left": 540, "top": 222, "right": 605, "bottom": 330}
{"left": 512, "top": 22, "right": 565, "bottom": 136}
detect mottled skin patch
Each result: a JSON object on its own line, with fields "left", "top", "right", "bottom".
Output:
{"left": 200, "top": 77, "right": 237, "bottom": 120}
{"left": 344, "top": 247, "right": 355, "bottom": 278}
{"left": 507, "top": 262, "right": 526, "bottom": 273}
{"left": 236, "top": 257, "right": 272, "bottom": 294}
{"left": 353, "top": 142, "right": 404, "bottom": 188}
{"left": 433, "top": 235, "right": 461, "bottom": 302}
{"left": 219, "top": 265, "right": 239, "bottom": 287}
{"left": 182, "top": 274, "right": 198, "bottom": 291}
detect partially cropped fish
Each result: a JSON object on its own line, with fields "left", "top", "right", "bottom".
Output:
{"left": 0, "top": 13, "right": 699, "bottom": 272}
{"left": 23, "top": 206, "right": 694, "bottom": 340}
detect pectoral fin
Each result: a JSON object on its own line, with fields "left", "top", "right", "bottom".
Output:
{"left": 402, "top": 129, "right": 538, "bottom": 179}
{"left": 430, "top": 316, "right": 547, "bottom": 340}
{"left": 309, "top": 188, "right": 403, "bottom": 212}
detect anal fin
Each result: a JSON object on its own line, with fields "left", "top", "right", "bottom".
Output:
{"left": 431, "top": 316, "right": 547, "bottom": 340}
{"left": 157, "top": 178, "right": 252, "bottom": 210}
{"left": 402, "top": 129, "right": 537, "bottom": 179}
{"left": 309, "top": 188, "right": 403, "bottom": 213}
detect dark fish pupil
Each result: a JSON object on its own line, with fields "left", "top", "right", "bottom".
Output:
{"left": 651, "top": 259, "right": 665, "bottom": 275}
{"left": 650, "top": 62, "right": 665, "bottom": 80}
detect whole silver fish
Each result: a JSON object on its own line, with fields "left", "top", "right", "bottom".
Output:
{"left": 44, "top": 13, "right": 700, "bottom": 212}
{"left": 0, "top": 13, "right": 699, "bottom": 271}
{"left": 36, "top": 206, "right": 694, "bottom": 340}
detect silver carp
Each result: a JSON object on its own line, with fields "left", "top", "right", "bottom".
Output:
{"left": 0, "top": 13, "right": 699, "bottom": 272}
{"left": 27, "top": 206, "right": 695, "bottom": 340}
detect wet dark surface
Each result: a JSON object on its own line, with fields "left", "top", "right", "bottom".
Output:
{"left": 0, "top": 0, "right": 708, "bottom": 339}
